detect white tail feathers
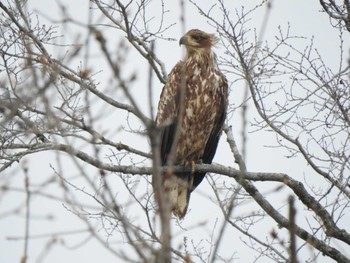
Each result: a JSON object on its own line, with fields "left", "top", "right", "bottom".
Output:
{"left": 163, "top": 176, "right": 191, "bottom": 219}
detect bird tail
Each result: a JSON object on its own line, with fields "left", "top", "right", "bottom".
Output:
{"left": 163, "top": 175, "right": 192, "bottom": 218}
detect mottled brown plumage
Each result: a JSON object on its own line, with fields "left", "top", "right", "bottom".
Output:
{"left": 154, "top": 29, "right": 228, "bottom": 218}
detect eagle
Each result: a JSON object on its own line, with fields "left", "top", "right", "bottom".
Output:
{"left": 154, "top": 29, "right": 228, "bottom": 218}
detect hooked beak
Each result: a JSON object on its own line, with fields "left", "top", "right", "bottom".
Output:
{"left": 179, "top": 36, "right": 187, "bottom": 46}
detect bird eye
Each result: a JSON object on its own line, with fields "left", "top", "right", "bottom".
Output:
{"left": 192, "top": 35, "right": 204, "bottom": 42}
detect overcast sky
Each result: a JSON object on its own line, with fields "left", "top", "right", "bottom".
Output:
{"left": 1, "top": 0, "right": 349, "bottom": 262}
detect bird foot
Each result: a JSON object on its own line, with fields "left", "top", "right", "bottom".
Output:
{"left": 191, "top": 161, "right": 195, "bottom": 174}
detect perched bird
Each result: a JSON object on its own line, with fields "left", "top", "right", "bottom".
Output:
{"left": 154, "top": 29, "right": 228, "bottom": 218}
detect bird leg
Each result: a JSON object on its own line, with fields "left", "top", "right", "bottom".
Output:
{"left": 191, "top": 160, "right": 195, "bottom": 174}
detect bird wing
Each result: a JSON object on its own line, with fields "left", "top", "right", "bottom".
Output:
{"left": 156, "top": 62, "right": 183, "bottom": 165}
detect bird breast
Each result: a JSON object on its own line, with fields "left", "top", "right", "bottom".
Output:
{"left": 174, "top": 70, "right": 221, "bottom": 164}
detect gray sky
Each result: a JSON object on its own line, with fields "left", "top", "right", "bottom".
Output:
{"left": 1, "top": 0, "right": 349, "bottom": 262}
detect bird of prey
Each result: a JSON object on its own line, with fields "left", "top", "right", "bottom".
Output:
{"left": 154, "top": 29, "right": 228, "bottom": 218}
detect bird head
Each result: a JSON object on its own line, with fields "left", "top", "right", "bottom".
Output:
{"left": 179, "top": 29, "right": 219, "bottom": 51}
